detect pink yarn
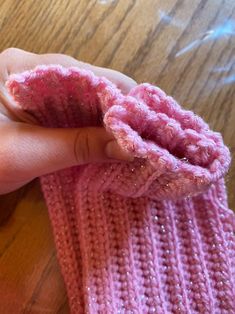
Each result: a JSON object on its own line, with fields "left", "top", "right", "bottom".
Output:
{"left": 7, "top": 66, "right": 235, "bottom": 313}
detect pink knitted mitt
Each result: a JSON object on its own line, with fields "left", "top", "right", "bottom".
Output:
{"left": 7, "top": 66, "right": 235, "bottom": 314}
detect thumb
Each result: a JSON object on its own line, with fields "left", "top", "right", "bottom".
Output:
{"left": 0, "top": 123, "right": 133, "bottom": 192}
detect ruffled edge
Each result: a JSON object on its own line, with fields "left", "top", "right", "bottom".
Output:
{"left": 6, "top": 65, "right": 231, "bottom": 192}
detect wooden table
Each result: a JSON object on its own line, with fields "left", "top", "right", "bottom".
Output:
{"left": 0, "top": 0, "right": 234, "bottom": 313}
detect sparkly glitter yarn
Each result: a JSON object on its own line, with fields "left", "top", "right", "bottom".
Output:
{"left": 7, "top": 66, "right": 235, "bottom": 314}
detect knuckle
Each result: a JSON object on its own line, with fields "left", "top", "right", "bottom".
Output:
{"left": 74, "top": 130, "right": 91, "bottom": 164}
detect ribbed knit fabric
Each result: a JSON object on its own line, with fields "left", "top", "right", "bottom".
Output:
{"left": 7, "top": 66, "right": 235, "bottom": 314}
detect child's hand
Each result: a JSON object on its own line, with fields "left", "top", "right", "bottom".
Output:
{"left": 0, "top": 48, "right": 136, "bottom": 194}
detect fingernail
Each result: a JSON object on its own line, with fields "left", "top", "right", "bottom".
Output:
{"left": 105, "top": 140, "right": 134, "bottom": 161}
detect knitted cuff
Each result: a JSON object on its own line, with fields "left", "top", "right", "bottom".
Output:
{"left": 7, "top": 66, "right": 230, "bottom": 200}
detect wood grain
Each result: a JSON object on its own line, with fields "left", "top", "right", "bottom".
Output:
{"left": 0, "top": 0, "right": 234, "bottom": 313}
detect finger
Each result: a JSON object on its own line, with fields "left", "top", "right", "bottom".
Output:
{"left": 0, "top": 48, "right": 137, "bottom": 93}
{"left": 0, "top": 123, "right": 133, "bottom": 188}
{"left": 0, "top": 48, "right": 136, "bottom": 123}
